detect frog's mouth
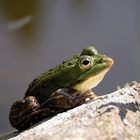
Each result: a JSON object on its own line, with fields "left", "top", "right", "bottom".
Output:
{"left": 73, "top": 57, "right": 113, "bottom": 91}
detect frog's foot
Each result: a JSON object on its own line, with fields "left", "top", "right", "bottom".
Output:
{"left": 55, "top": 88, "right": 96, "bottom": 107}
{"left": 9, "top": 96, "right": 40, "bottom": 131}
{"left": 15, "top": 108, "right": 57, "bottom": 131}
{"left": 9, "top": 96, "right": 65, "bottom": 131}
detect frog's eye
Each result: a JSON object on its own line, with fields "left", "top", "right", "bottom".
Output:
{"left": 79, "top": 57, "right": 92, "bottom": 70}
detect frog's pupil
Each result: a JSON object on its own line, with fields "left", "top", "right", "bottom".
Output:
{"left": 82, "top": 59, "right": 89, "bottom": 65}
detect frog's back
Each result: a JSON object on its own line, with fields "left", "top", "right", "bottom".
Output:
{"left": 25, "top": 54, "right": 79, "bottom": 97}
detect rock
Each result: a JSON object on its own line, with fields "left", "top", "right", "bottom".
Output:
{"left": 1, "top": 81, "right": 140, "bottom": 140}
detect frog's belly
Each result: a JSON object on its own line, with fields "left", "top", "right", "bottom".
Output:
{"left": 73, "top": 68, "right": 110, "bottom": 92}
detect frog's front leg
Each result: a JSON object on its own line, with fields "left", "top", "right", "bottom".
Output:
{"left": 58, "top": 88, "right": 97, "bottom": 107}
{"left": 43, "top": 88, "right": 96, "bottom": 109}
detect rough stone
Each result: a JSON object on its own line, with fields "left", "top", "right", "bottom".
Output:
{"left": 1, "top": 81, "right": 140, "bottom": 140}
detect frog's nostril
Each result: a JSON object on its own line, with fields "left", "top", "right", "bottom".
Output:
{"left": 100, "top": 58, "right": 104, "bottom": 62}
{"left": 95, "top": 57, "right": 103, "bottom": 63}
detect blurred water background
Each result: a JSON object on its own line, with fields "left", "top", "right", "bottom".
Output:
{"left": 0, "top": 0, "right": 139, "bottom": 135}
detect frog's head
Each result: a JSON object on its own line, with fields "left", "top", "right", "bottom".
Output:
{"left": 73, "top": 46, "right": 114, "bottom": 91}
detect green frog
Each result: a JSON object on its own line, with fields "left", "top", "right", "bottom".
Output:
{"left": 9, "top": 46, "right": 113, "bottom": 131}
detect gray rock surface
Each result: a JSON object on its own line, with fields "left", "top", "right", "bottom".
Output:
{"left": 1, "top": 81, "right": 140, "bottom": 140}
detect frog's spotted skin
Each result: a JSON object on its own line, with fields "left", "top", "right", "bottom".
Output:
{"left": 28, "top": 55, "right": 79, "bottom": 89}
{"left": 9, "top": 46, "right": 113, "bottom": 131}
{"left": 25, "top": 46, "right": 113, "bottom": 104}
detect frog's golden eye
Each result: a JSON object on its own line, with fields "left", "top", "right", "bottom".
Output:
{"left": 80, "top": 57, "right": 92, "bottom": 70}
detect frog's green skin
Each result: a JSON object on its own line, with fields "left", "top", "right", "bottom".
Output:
{"left": 25, "top": 46, "right": 113, "bottom": 103}
{"left": 9, "top": 46, "right": 113, "bottom": 131}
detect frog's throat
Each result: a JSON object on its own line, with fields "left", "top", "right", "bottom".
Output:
{"left": 73, "top": 59, "right": 113, "bottom": 92}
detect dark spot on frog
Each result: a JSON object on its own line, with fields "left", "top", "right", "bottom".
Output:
{"left": 62, "top": 61, "right": 66, "bottom": 64}
{"left": 28, "top": 78, "right": 38, "bottom": 88}
{"left": 68, "top": 62, "right": 72, "bottom": 66}
{"left": 49, "top": 69, "right": 53, "bottom": 72}
{"left": 47, "top": 73, "right": 51, "bottom": 76}
{"left": 42, "top": 82, "right": 48, "bottom": 88}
